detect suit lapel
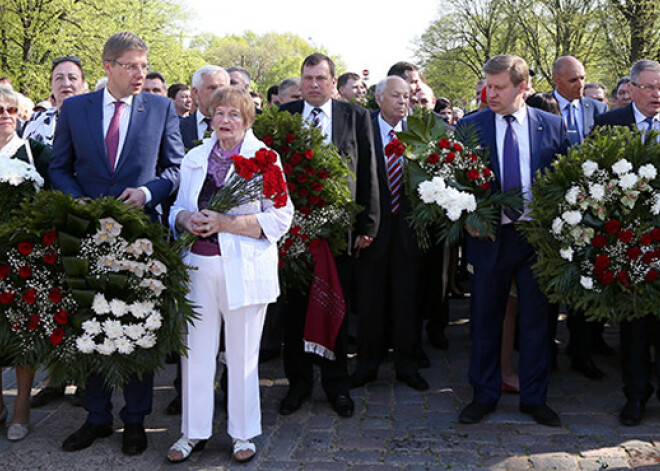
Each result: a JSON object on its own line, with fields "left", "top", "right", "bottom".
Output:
{"left": 86, "top": 91, "right": 112, "bottom": 174}
{"left": 527, "top": 107, "right": 541, "bottom": 175}
{"left": 115, "top": 93, "right": 146, "bottom": 173}
{"left": 581, "top": 98, "right": 594, "bottom": 136}
{"left": 331, "top": 100, "right": 347, "bottom": 150}
{"left": 482, "top": 110, "right": 501, "bottom": 184}
{"left": 371, "top": 113, "right": 387, "bottom": 183}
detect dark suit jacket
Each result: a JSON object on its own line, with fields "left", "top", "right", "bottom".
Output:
{"left": 457, "top": 106, "right": 569, "bottom": 270}
{"left": 593, "top": 103, "right": 636, "bottom": 129}
{"left": 363, "top": 111, "right": 421, "bottom": 261}
{"left": 553, "top": 92, "right": 609, "bottom": 137}
{"left": 179, "top": 112, "right": 199, "bottom": 151}
{"left": 280, "top": 99, "right": 380, "bottom": 238}
{"left": 49, "top": 90, "right": 183, "bottom": 210}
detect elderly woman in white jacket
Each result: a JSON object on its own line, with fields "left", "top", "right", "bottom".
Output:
{"left": 167, "top": 86, "right": 293, "bottom": 463}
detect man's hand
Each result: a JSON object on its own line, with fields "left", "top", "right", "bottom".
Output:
{"left": 118, "top": 188, "right": 146, "bottom": 210}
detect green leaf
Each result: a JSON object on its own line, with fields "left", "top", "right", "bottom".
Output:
{"left": 62, "top": 256, "right": 89, "bottom": 277}
{"left": 71, "top": 289, "right": 96, "bottom": 308}
{"left": 66, "top": 213, "right": 92, "bottom": 236}
{"left": 57, "top": 232, "right": 82, "bottom": 255}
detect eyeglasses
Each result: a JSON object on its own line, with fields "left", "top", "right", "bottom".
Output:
{"left": 109, "top": 59, "right": 150, "bottom": 74}
{"left": 0, "top": 106, "right": 18, "bottom": 115}
{"left": 632, "top": 82, "right": 660, "bottom": 92}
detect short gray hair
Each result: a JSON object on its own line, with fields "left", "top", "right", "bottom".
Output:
{"left": 630, "top": 60, "right": 660, "bottom": 83}
{"left": 279, "top": 77, "right": 300, "bottom": 94}
{"left": 102, "top": 32, "right": 148, "bottom": 62}
{"left": 0, "top": 85, "right": 18, "bottom": 107}
{"left": 227, "top": 66, "right": 250, "bottom": 83}
{"left": 375, "top": 76, "right": 407, "bottom": 98}
{"left": 191, "top": 65, "right": 230, "bottom": 91}
{"left": 584, "top": 81, "right": 606, "bottom": 91}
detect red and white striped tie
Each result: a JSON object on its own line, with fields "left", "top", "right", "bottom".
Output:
{"left": 386, "top": 129, "right": 402, "bottom": 214}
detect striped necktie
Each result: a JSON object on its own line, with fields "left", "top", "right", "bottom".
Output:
{"left": 387, "top": 129, "right": 402, "bottom": 214}
{"left": 310, "top": 107, "right": 322, "bottom": 128}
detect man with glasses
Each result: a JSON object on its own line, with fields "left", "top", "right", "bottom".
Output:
{"left": 50, "top": 31, "right": 183, "bottom": 455}
{"left": 594, "top": 59, "right": 660, "bottom": 426}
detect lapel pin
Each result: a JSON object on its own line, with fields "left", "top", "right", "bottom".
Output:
{"left": 137, "top": 107, "right": 144, "bottom": 112}
{"left": 538, "top": 126, "right": 543, "bottom": 131}
{"left": 585, "top": 102, "right": 590, "bottom": 108}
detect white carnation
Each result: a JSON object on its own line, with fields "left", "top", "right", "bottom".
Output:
{"left": 582, "top": 160, "right": 599, "bottom": 177}
{"left": 580, "top": 276, "right": 594, "bottom": 290}
{"left": 618, "top": 173, "right": 638, "bottom": 190}
{"left": 136, "top": 333, "right": 157, "bottom": 349}
{"left": 102, "top": 319, "right": 124, "bottom": 339}
{"left": 562, "top": 210, "right": 582, "bottom": 226}
{"left": 588, "top": 184, "right": 605, "bottom": 202}
{"left": 565, "top": 186, "right": 580, "bottom": 205}
{"left": 114, "top": 336, "right": 135, "bottom": 355}
{"left": 96, "top": 338, "right": 116, "bottom": 355}
{"left": 612, "top": 159, "right": 633, "bottom": 175}
{"left": 551, "top": 217, "right": 564, "bottom": 235}
{"left": 124, "top": 323, "right": 146, "bottom": 340}
{"left": 76, "top": 335, "right": 96, "bottom": 354}
{"left": 110, "top": 299, "right": 128, "bottom": 317}
{"left": 145, "top": 312, "right": 163, "bottom": 331}
{"left": 82, "top": 319, "right": 102, "bottom": 336}
{"left": 92, "top": 294, "right": 110, "bottom": 314}
{"left": 0, "top": 158, "right": 44, "bottom": 187}
{"left": 418, "top": 180, "right": 441, "bottom": 204}
{"left": 131, "top": 301, "right": 152, "bottom": 319}
{"left": 560, "top": 247, "right": 574, "bottom": 261}
{"left": 651, "top": 194, "right": 660, "bottom": 215}
{"left": 639, "top": 164, "right": 657, "bottom": 180}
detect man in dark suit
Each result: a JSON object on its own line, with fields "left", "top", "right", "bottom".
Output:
{"left": 457, "top": 55, "right": 568, "bottom": 427}
{"left": 179, "top": 65, "right": 229, "bottom": 150}
{"left": 49, "top": 31, "right": 183, "bottom": 454}
{"left": 278, "top": 53, "right": 380, "bottom": 418}
{"left": 552, "top": 56, "right": 612, "bottom": 379}
{"left": 593, "top": 59, "right": 660, "bottom": 426}
{"left": 351, "top": 76, "right": 428, "bottom": 391}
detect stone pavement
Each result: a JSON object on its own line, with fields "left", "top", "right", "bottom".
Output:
{"left": 2, "top": 299, "right": 660, "bottom": 470}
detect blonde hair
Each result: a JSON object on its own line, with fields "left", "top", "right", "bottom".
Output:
{"left": 483, "top": 55, "right": 529, "bottom": 86}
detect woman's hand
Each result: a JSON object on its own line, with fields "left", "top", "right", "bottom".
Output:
{"left": 175, "top": 210, "right": 216, "bottom": 236}
{"left": 191, "top": 210, "right": 231, "bottom": 238}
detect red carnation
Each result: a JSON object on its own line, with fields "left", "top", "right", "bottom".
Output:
{"left": 285, "top": 133, "right": 295, "bottom": 144}
{"left": 27, "top": 315, "right": 40, "bottom": 330}
{"left": 43, "top": 251, "right": 57, "bottom": 265}
{"left": 427, "top": 153, "right": 440, "bottom": 164}
{"left": 640, "top": 233, "right": 653, "bottom": 246}
{"left": 604, "top": 220, "right": 621, "bottom": 234}
{"left": 645, "top": 269, "right": 659, "bottom": 282}
{"left": 311, "top": 182, "right": 323, "bottom": 192}
{"left": 438, "top": 138, "right": 451, "bottom": 149}
{"left": 280, "top": 145, "right": 290, "bottom": 155}
{"left": 286, "top": 182, "right": 296, "bottom": 193}
{"left": 626, "top": 247, "right": 642, "bottom": 260}
{"left": 290, "top": 225, "right": 301, "bottom": 236}
{"left": 54, "top": 309, "right": 68, "bottom": 325}
{"left": 309, "top": 195, "right": 321, "bottom": 206}
{"left": 385, "top": 140, "right": 405, "bottom": 157}
{"left": 642, "top": 252, "right": 659, "bottom": 264}
{"left": 274, "top": 194, "right": 287, "bottom": 208}
{"left": 304, "top": 149, "right": 314, "bottom": 160}
{"left": 290, "top": 152, "right": 303, "bottom": 165}
{"left": 482, "top": 168, "right": 492, "bottom": 178}
{"left": 466, "top": 169, "right": 479, "bottom": 181}
{"left": 480, "top": 182, "right": 492, "bottom": 190}
{"left": 283, "top": 238, "right": 294, "bottom": 250}
{"left": 0, "top": 264, "right": 9, "bottom": 279}
{"left": 263, "top": 135, "right": 274, "bottom": 146}
{"left": 299, "top": 188, "right": 310, "bottom": 198}
{"left": 299, "top": 205, "right": 311, "bottom": 216}
{"left": 23, "top": 289, "right": 37, "bottom": 304}
{"left": 445, "top": 152, "right": 456, "bottom": 164}
{"left": 600, "top": 271, "right": 615, "bottom": 285}
{"left": 468, "top": 154, "right": 478, "bottom": 162}
{"left": 453, "top": 143, "right": 464, "bottom": 152}
{"left": 43, "top": 230, "right": 57, "bottom": 246}
{"left": 0, "top": 291, "right": 14, "bottom": 304}
{"left": 594, "top": 254, "right": 610, "bottom": 270}
{"left": 297, "top": 173, "right": 309, "bottom": 183}
{"left": 318, "top": 198, "right": 327, "bottom": 208}
{"left": 317, "top": 169, "right": 329, "bottom": 179}
{"left": 18, "top": 265, "right": 32, "bottom": 279}
{"left": 49, "top": 288, "right": 62, "bottom": 303}
{"left": 618, "top": 230, "right": 634, "bottom": 243}
{"left": 283, "top": 163, "right": 293, "bottom": 175}
{"left": 616, "top": 271, "right": 629, "bottom": 283}
{"left": 50, "top": 328, "right": 64, "bottom": 345}
{"left": 17, "top": 241, "right": 33, "bottom": 256}
{"left": 308, "top": 239, "right": 321, "bottom": 248}
{"left": 591, "top": 235, "right": 608, "bottom": 248}
{"left": 305, "top": 166, "right": 315, "bottom": 176}
{"left": 652, "top": 228, "right": 660, "bottom": 242}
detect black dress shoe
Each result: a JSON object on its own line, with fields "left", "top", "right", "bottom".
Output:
{"left": 417, "top": 348, "right": 431, "bottom": 369}
{"left": 459, "top": 401, "right": 496, "bottom": 424}
{"left": 31, "top": 386, "right": 65, "bottom": 408}
{"left": 166, "top": 394, "right": 181, "bottom": 415}
{"left": 396, "top": 372, "right": 429, "bottom": 391}
{"left": 279, "top": 390, "right": 310, "bottom": 416}
{"left": 332, "top": 394, "right": 354, "bottom": 417}
{"left": 350, "top": 369, "right": 377, "bottom": 388}
{"left": 571, "top": 357, "right": 604, "bottom": 380}
{"left": 62, "top": 421, "right": 113, "bottom": 452}
{"left": 520, "top": 403, "right": 561, "bottom": 427}
{"left": 619, "top": 399, "right": 645, "bottom": 426}
{"left": 428, "top": 332, "right": 449, "bottom": 350}
{"left": 122, "top": 423, "right": 147, "bottom": 456}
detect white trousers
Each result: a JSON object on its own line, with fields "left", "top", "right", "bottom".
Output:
{"left": 181, "top": 253, "right": 267, "bottom": 440}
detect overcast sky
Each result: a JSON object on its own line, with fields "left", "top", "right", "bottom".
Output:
{"left": 185, "top": 0, "right": 439, "bottom": 83}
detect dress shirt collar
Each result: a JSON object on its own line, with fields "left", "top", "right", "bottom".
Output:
{"left": 495, "top": 104, "right": 527, "bottom": 125}
{"left": 303, "top": 99, "right": 332, "bottom": 121}
{"left": 632, "top": 102, "right": 660, "bottom": 128}
{"left": 103, "top": 87, "right": 133, "bottom": 108}
{"left": 378, "top": 113, "right": 403, "bottom": 139}
{"left": 553, "top": 90, "right": 579, "bottom": 111}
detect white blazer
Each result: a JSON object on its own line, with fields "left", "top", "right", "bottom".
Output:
{"left": 170, "top": 130, "right": 294, "bottom": 310}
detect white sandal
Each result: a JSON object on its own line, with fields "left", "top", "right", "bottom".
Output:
{"left": 233, "top": 439, "right": 256, "bottom": 462}
{"left": 167, "top": 435, "right": 206, "bottom": 463}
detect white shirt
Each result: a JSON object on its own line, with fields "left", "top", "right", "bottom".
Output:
{"left": 554, "top": 91, "right": 585, "bottom": 140}
{"left": 495, "top": 105, "right": 531, "bottom": 223}
{"left": 632, "top": 102, "right": 660, "bottom": 132}
{"left": 303, "top": 100, "right": 333, "bottom": 144}
{"left": 102, "top": 88, "right": 151, "bottom": 203}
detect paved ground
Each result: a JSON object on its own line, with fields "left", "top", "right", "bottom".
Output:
{"left": 2, "top": 299, "right": 660, "bottom": 470}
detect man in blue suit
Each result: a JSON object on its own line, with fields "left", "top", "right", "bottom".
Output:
{"left": 457, "top": 55, "right": 569, "bottom": 426}
{"left": 50, "top": 31, "right": 183, "bottom": 455}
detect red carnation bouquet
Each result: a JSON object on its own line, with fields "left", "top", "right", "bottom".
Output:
{"left": 0, "top": 230, "right": 77, "bottom": 365}
{"left": 174, "top": 147, "right": 288, "bottom": 252}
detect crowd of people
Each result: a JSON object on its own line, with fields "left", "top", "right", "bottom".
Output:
{"left": 1, "top": 28, "right": 660, "bottom": 464}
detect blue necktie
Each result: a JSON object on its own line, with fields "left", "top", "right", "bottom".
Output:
{"left": 566, "top": 103, "right": 580, "bottom": 147}
{"left": 643, "top": 117, "right": 657, "bottom": 143}
{"left": 310, "top": 108, "right": 322, "bottom": 128}
{"left": 503, "top": 115, "right": 522, "bottom": 221}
